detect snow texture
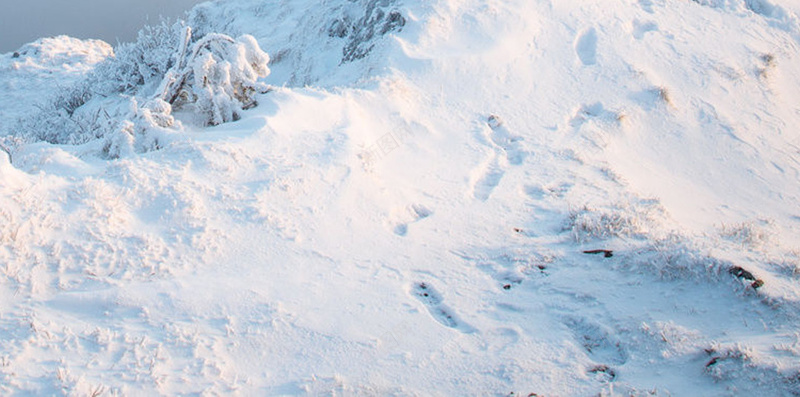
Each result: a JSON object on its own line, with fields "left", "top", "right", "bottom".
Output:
{"left": 2, "top": 0, "right": 800, "bottom": 395}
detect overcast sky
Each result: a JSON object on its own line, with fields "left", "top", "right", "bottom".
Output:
{"left": 0, "top": 0, "right": 205, "bottom": 53}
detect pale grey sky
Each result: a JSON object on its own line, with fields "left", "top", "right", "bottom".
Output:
{"left": 0, "top": 0, "right": 206, "bottom": 53}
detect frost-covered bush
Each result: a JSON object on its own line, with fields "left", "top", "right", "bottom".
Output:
{"left": 625, "top": 233, "right": 728, "bottom": 281}
{"left": 770, "top": 252, "right": 800, "bottom": 279}
{"left": 166, "top": 33, "right": 271, "bottom": 126}
{"left": 702, "top": 344, "right": 800, "bottom": 394}
{"left": 93, "top": 20, "right": 186, "bottom": 95}
{"left": 10, "top": 19, "right": 271, "bottom": 156}
{"left": 100, "top": 97, "right": 178, "bottom": 158}
{"left": 12, "top": 81, "right": 108, "bottom": 146}
{"left": 566, "top": 202, "right": 661, "bottom": 243}
{"left": 719, "top": 220, "right": 774, "bottom": 250}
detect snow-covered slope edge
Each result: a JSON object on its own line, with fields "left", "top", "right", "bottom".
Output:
{"left": 1, "top": 0, "right": 800, "bottom": 395}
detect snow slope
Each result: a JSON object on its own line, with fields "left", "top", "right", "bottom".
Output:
{"left": 1, "top": 0, "right": 800, "bottom": 395}
{"left": 0, "top": 37, "right": 112, "bottom": 125}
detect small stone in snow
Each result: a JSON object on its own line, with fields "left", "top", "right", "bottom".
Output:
{"left": 729, "top": 266, "right": 756, "bottom": 281}
{"left": 583, "top": 249, "right": 613, "bottom": 258}
{"left": 488, "top": 114, "right": 504, "bottom": 129}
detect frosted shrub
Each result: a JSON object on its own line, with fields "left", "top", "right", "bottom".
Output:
{"left": 567, "top": 202, "right": 659, "bottom": 243}
{"left": 169, "top": 33, "right": 271, "bottom": 125}
{"left": 100, "top": 97, "right": 178, "bottom": 158}
{"left": 11, "top": 20, "right": 271, "bottom": 155}
{"left": 94, "top": 20, "right": 185, "bottom": 95}
{"left": 569, "top": 207, "right": 640, "bottom": 243}
{"left": 116, "top": 28, "right": 271, "bottom": 127}
{"left": 627, "top": 233, "right": 727, "bottom": 281}
{"left": 719, "top": 220, "right": 774, "bottom": 250}
{"left": 102, "top": 120, "right": 136, "bottom": 159}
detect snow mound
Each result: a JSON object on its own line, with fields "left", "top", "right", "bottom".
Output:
{"left": 4, "top": 22, "right": 272, "bottom": 157}
{"left": 1, "top": 0, "right": 800, "bottom": 395}
{"left": 11, "top": 35, "right": 113, "bottom": 68}
{"left": 0, "top": 36, "right": 112, "bottom": 124}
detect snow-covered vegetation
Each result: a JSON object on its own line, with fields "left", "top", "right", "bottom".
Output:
{"left": 1, "top": 0, "right": 800, "bottom": 395}
{"left": 6, "top": 20, "right": 271, "bottom": 159}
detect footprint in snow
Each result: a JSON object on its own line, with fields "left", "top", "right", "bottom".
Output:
{"left": 638, "top": 0, "right": 654, "bottom": 13}
{"left": 569, "top": 102, "right": 622, "bottom": 130}
{"left": 411, "top": 282, "right": 473, "bottom": 333}
{"left": 630, "top": 87, "right": 672, "bottom": 111}
{"left": 743, "top": 0, "right": 795, "bottom": 25}
{"left": 487, "top": 115, "right": 526, "bottom": 165}
{"left": 472, "top": 160, "right": 505, "bottom": 201}
{"left": 692, "top": 0, "right": 791, "bottom": 30}
{"left": 469, "top": 115, "right": 526, "bottom": 201}
{"left": 389, "top": 204, "right": 432, "bottom": 236}
{"left": 574, "top": 28, "right": 598, "bottom": 66}
{"left": 562, "top": 316, "right": 629, "bottom": 366}
{"left": 632, "top": 20, "right": 658, "bottom": 40}
{"left": 453, "top": 249, "right": 549, "bottom": 293}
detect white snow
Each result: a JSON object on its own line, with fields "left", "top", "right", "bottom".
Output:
{"left": 1, "top": 0, "right": 800, "bottom": 395}
{"left": 0, "top": 36, "right": 112, "bottom": 124}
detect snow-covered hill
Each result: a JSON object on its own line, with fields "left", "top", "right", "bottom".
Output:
{"left": 1, "top": 0, "right": 800, "bottom": 395}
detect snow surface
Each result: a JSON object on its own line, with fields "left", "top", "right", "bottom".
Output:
{"left": 1, "top": 0, "right": 800, "bottom": 395}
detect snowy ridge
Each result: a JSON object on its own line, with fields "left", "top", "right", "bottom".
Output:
{"left": 0, "top": 37, "right": 112, "bottom": 126}
{"left": 186, "top": 0, "right": 408, "bottom": 87}
{"left": 1, "top": 0, "right": 800, "bottom": 395}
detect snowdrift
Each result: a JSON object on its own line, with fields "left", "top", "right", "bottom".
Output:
{"left": 1, "top": 0, "right": 800, "bottom": 395}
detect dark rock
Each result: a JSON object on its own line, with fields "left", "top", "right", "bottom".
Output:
{"left": 341, "top": 0, "right": 405, "bottom": 63}
{"left": 329, "top": 19, "right": 350, "bottom": 38}
{"left": 588, "top": 364, "right": 616, "bottom": 380}
{"left": 729, "top": 266, "right": 756, "bottom": 281}
{"left": 583, "top": 249, "right": 613, "bottom": 258}
{"left": 487, "top": 114, "right": 504, "bottom": 129}
{"left": 381, "top": 11, "right": 406, "bottom": 35}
